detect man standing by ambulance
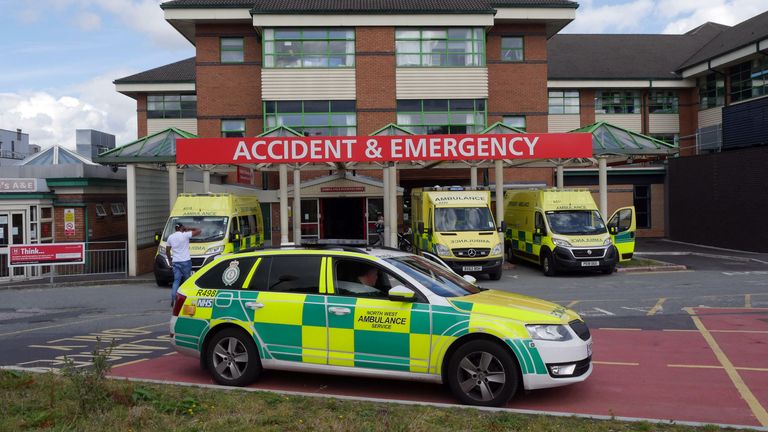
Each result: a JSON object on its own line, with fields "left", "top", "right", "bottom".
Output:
{"left": 167, "top": 222, "right": 201, "bottom": 306}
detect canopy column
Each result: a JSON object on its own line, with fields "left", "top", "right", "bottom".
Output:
{"left": 470, "top": 165, "right": 478, "bottom": 188}
{"left": 598, "top": 157, "right": 608, "bottom": 219}
{"left": 293, "top": 166, "right": 302, "bottom": 245}
{"left": 279, "top": 164, "right": 289, "bottom": 245}
{"left": 382, "top": 166, "right": 390, "bottom": 246}
{"left": 494, "top": 160, "right": 504, "bottom": 244}
{"left": 556, "top": 164, "right": 564, "bottom": 189}
{"left": 126, "top": 165, "right": 138, "bottom": 277}
{"left": 202, "top": 169, "right": 210, "bottom": 193}
{"left": 389, "top": 164, "right": 398, "bottom": 247}
{"left": 168, "top": 163, "right": 178, "bottom": 208}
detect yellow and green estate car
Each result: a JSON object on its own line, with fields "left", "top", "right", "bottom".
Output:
{"left": 170, "top": 247, "right": 592, "bottom": 407}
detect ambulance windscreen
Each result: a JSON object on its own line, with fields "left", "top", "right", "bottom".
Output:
{"left": 162, "top": 216, "right": 229, "bottom": 242}
{"left": 435, "top": 207, "right": 495, "bottom": 232}
{"left": 545, "top": 210, "right": 606, "bottom": 235}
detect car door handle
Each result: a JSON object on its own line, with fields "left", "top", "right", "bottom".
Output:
{"left": 328, "top": 307, "right": 351, "bottom": 315}
{"left": 244, "top": 302, "right": 265, "bottom": 310}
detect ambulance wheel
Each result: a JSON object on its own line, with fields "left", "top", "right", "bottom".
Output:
{"left": 446, "top": 340, "right": 519, "bottom": 407}
{"left": 505, "top": 244, "right": 516, "bottom": 264}
{"left": 601, "top": 265, "right": 615, "bottom": 275}
{"left": 541, "top": 250, "right": 556, "bottom": 277}
{"left": 207, "top": 327, "right": 261, "bottom": 387}
{"left": 489, "top": 269, "right": 502, "bottom": 281}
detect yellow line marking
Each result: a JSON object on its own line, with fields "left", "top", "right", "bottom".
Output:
{"left": 746, "top": 294, "right": 752, "bottom": 308}
{"left": 647, "top": 297, "right": 667, "bottom": 316}
{"left": 133, "top": 323, "right": 168, "bottom": 330}
{"left": 163, "top": 352, "right": 178, "bottom": 356}
{"left": 593, "top": 361, "right": 639, "bottom": 366}
{"left": 566, "top": 300, "right": 579, "bottom": 308}
{"left": 597, "top": 328, "right": 642, "bottom": 331}
{"left": 0, "top": 314, "right": 148, "bottom": 337}
{"left": 668, "top": 364, "right": 768, "bottom": 372}
{"left": 111, "top": 358, "right": 149, "bottom": 369}
{"left": 685, "top": 307, "right": 768, "bottom": 427}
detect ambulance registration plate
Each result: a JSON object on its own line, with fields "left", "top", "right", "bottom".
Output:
{"left": 581, "top": 261, "right": 599, "bottom": 267}
{"left": 462, "top": 266, "right": 482, "bottom": 272}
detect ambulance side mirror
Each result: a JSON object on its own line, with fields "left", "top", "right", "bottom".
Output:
{"left": 609, "top": 226, "right": 618, "bottom": 235}
{"left": 154, "top": 232, "right": 160, "bottom": 245}
{"left": 535, "top": 227, "right": 542, "bottom": 235}
{"left": 230, "top": 230, "right": 241, "bottom": 242}
{"left": 418, "top": 222, "right": 425, "bottom": 234}
{"left": 498, "top": 221, "right": 507, "bottom": 233}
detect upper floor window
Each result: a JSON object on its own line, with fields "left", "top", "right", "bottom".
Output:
{"left": 730, "top": 59, "right": 768, "bottom": 103}
{"left": 501, "top": 37, "right": 523, "bottom": 62}
{"left": 263, "top": 28, "right": 354, "bottom": 68}
{"left": 264, "top": 100, "right": 356, "bottom": 136}
{"left": 595, "top": 90, "right": 641, "bottom": 114}
{"left": 502, "top": 116, "right": 526, "bottom": 131}
{"left": 396, "top": 99, "right": 486, "bottom": 134}
{"left": 221, "top": 119, "right": 246, "bottom": 138}
{"left": 548, "top": 90, "right": 579, "bottom": 114}
{"left": 221, "top": 37, "right": 244, "bottom": 63}
{"left": 649, "top": 91, "right": 679, "bottom": 114}
{"left": 698, "top": 73, "right": 724, "bottom": 110}
{"left": 147, "top": 95, "right": 196, "bottom": 119}
{"left": 395, "top": 28, "right": 485, "bottom": 67}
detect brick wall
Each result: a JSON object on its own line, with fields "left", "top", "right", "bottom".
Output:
{"left": 136, "top": 94, "right": 147, "bottom": 137}
{"left": 53, "top": 193, "right": 128, "bottom": 242}
{"left": 356, "top": 27, "right": 397, "bottom": 135}
{"left": 678, "top": 87, "right": 698, "bottom": 157}
{"left": 579, "top": 89, "right": 596, "bottom": 126}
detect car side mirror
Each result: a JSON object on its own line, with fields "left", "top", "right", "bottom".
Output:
{"left": 154, "top": 232, "right": 160, "bottom": 245}
{"left": 498, "top": 221, "right": 507, "bottom": 233}
{"left": 388, "top": 285, "right": 416, "bottom": 302}
{"left": 535, "top": 227, "right": 542, "bottom": 235}
{"left": 609, "top": 226, "right": 618, "bottom": 235}
{"left": 462, "top": 274, "right": 478, "bottom": 285}
{"left": 230, "top": 230, "right": 241, "bottom": 242}
{"left": 418, "top": 222, "right": 425, "bottom": 234}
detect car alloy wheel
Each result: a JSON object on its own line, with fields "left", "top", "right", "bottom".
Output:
{"left": 457, "top": 351, "right": 506, "bottom": 402}
{"left": 212, "top": 337, "right": 249, "bottom": 380}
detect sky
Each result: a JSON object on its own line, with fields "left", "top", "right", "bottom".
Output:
{"left": 0, "top": 0, "right": 766, "bottom": 151}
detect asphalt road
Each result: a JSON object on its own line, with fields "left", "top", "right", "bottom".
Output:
{"left": 1, "top": 255, "right": 766, "bottom": 369}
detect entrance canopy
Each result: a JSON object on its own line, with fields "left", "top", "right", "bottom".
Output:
{"left": 572, "top": 121, "right": 678, "bottom": 159}
{"left": 94, "top": 128, "right": 197, "bottom": 164}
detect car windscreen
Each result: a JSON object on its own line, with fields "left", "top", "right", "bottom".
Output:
{"left": 386, "top": 255, "right": 481, "bottom": 297}
{"left": 434, "top": 207, "right": 495, "bottom": 232}
{"left": 162, "top": 216, "right": 229, "bottom": 243}
{"left": 545, "top": 210, "right": 606, "bottom": 235}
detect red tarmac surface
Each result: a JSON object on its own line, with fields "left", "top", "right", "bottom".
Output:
{"left": 111, "top": 308, "right": 768, "bottom": 428}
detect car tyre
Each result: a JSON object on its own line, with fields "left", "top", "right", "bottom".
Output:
{"left": 446, "top": 340, "right": 519, "bottom": 407}
{"left": 489, "top": 269, "right": 502, "bottom": 281}
{"left": 505, "top": 244, "right": 516, "bottom": 264}
{"left": 155, "top": 277, "right": 170, "bottom": 287}
{"left": 206, "top": 327, "right": 261, "bottom": 387}
{"left": 541, "top": 250, "right": 556, "bottom": 277}
{"left": 601, "top": 265, "right": 615, "bottom": 275}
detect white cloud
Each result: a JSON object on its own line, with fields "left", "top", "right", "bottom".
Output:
{"left": 0, "top": 71, "right": 137, "bottom": 150}
{"left": 563, "top": 0, "right": 656, "bottom": 33}
{"left": 75, "top": 11, "right": 102, "bottom": 31}
{"left": 658, "top": 0, "right": 768, "bottom": 34}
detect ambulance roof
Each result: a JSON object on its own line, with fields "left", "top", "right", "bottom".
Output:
{"left": 423, "top": 191, "right": 490, "bottom": 207}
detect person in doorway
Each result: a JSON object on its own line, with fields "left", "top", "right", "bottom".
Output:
{"left": 374, "top": 212, "right": 385, "bottom": 246}
{"left": 167, "top": 222, "right": 201, "bottom": 306}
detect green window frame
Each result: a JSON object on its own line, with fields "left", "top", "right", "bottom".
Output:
{"left": 221, "top": 119, "right": 246, "bottom": 138}
{"left": 698, "top": 73, "right": 724, "bottom": 110}
{"left": 263, "top": 28, "right": 355, "bottom": 68}
{"left": 502, "top": 115, "right": 526, "bottom": 131}
{"left": 650, "top": 134, "right": 678, "bottom": 146}
{"left": 395, "top": 28, "right": 485, "bottom": 67}
{"left": 264, "top": 100, "right": 356, "bottom": 136}
{"left": 221, "top": 37, "right": 244, "bottom": 63}
{"left": 396, "top": 99, "right": 487, "bottom": 134}
{"left": 730, "top": 59, "right": 768, "bottom": 103}
{"left": 501, "top": 37, "right": 524, "bottom": 62}
{"left": 595, "top": 90, "right": 641, "bottom": 114}
{"left": 548, "top": 90, "right": 579, "bottom": 114}
{"left": 147, "top": 94, "right": 197, "bottom": 119}
{"left": 750, "top": 57, "right": 768, "bottom": 99}
{"left": 649, "top": 91, "right": 679, "bottom": 114}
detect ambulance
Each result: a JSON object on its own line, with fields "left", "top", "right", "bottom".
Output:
{"left": 411, "top": 187, "right": 503, "bottom": 280}
{"left": 503, "top": 189, "right": 636, "bottom": 276}
{"left": 153, "top": 193, "right": 264, "bottom": 286}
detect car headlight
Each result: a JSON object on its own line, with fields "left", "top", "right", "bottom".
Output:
{"left": 206, "top": 245, "right": 224, "bottom": 255}
{"left": 491, "top": 243, "right": 503, "bottom": 255}
{"left": 435, "top": 244, "right": 451, "bottom": 257}
{"left": 526, "top": 324, "right": 572, "bottom": 341}
{"left": 603, "top": 238, "right": 612, "bottom": 246}
{"left": 553, "top": 238, "right": 572, "bottom": 247}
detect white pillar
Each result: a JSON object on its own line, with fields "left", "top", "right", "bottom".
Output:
{"left": 279, "top": 164, "right": 289, "bottom": 245}
{"left": 470, "top": 165, "right": 478, "bottom": 188}
{"left": 202, "top": 169, "right": 210, "bottom": 193}
{"left": 293, "top": 167, "right": 302, "bottom": 245}
{"left": 494, "top": 160, "right": 504, "bottom": 243}
{"left": 382, "top": 166, "right": 390, "bottom": 246}
{"left": 599, "top": 157, "right": 608, "bottom": 219}
{"left": 126, "top": 165, "right": 138, "bottom": 277}
{"left": 168, "top": 163, "right": 178, "bottom": 208}
{"left": 556, "top": 164, "right": 564, "bottom": 189}
{"left": 389, "top": 164, "right": 398, "bottom": 247}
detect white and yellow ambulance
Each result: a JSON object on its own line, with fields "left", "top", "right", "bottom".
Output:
{"left": 154, "top": 193, "right": 264, "bottom": 286}
{"left": 503, "top": 189, "right": 636, "bottom": 276}
{"left": 411, "top": 187, "right": 503, "bottom": 280}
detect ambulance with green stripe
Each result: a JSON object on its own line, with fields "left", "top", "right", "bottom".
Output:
{"left": 170, "top": 246, "right": 592, "bottom": 406}
{"left": 154, "top": 193, "right": 264, "bottom": 286}
{"left": 411, "top": 187, "right": 504, "bottom": 281}
{"left": 503, "top": 189, "right": 636, "bottom": 276}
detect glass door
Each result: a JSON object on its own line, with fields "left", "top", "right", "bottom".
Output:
{"left": 0, "top": 211, "right": 27, "bottom": 279}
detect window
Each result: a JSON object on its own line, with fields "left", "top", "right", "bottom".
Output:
{"left": 334, "top": 259, "right": 402, "bottom": 300}
{"left": 730, "top": 61, "right": 752, "bottom": 102}
{"left": 110, "top": 203, "right": 126, "bottom": 216}
{"left": 221, "top": 119, "right": 245, "bottom": 138}
{"left": 501, "top": 37, "right": 523, "bottom": 62}
{"left": 698, "top": 73, "right": 724, "bottom": 110}
{"left": 221, "top": 37, "right": 244, "bottom": 63}
{"left": 396, "top": 99, "right": 486, "bottom": 134}
{"left": 266, "top": 256, "right": 322, "bottom": 294}
{"left": 147, "top": 95, "right": 197, "bottom": 119}
{"left": 264, "top": 28, "right": 354, "bottom": 68}
{"left": 95, "top": 204, "right": 107, "bottom": 217}
{"left": 548, "top": 90, "right": 579, "bottom": 114}
{"left": 196, "top": 257, "right": 259, "bottom": 289}
{"left": 239, "top": 216, "right": 251, "bottom": 236}
{"left": 396, "top": 28, "right": 485, "bottom": 67}
{"left": 649, "top": 91, "right": 679, "bottom": 114}
{"left": 595, "top": 91, "right": 641, "bottom": 114}
{"left": 751, "top": 57, "right": 768, "bottom": 99}
{"left": 264, "top": 100, "right": 356, "bottom": 136}
{"left": 301, "top": 199, "right": 319, "bottom": 241}
{"left": 651, "top": 134, "right": 678, "bottom": 146}
{"left": 633, "top": 186, "right": 651, "bottom": 229}
{"left": 502, "top": 116, "right": 526, "bottom": 131}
